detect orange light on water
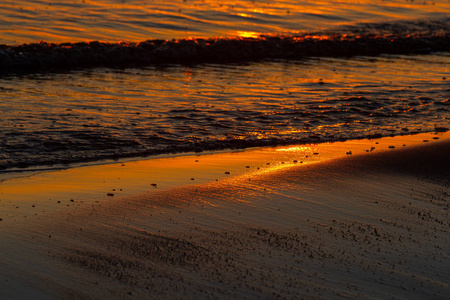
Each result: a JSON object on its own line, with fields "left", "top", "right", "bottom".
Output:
{"left": 236, "top": 13, "right": 253, "bottom": 18}
{"left": 276, "top": 146, "right": 312, "bottom": 153}
{"left": 2, "top": 0, "right": 450, "bottom": 45}
{"left": 237, "top": 31, "right": 260, "bottom": 39}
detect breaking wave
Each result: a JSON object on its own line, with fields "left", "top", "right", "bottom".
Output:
{"left": 1, "top": 18, "right": 449, "bottom": 75}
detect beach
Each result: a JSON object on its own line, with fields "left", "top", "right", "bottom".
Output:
{"left": 1, "top": 132, "right": 449, "bottom": 299}
{"left": 1, "top": 0, "right": 449, "bottom": 299}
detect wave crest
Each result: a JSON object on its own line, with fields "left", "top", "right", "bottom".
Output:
{"left": 0, "top": 18, "right": 449, "bottom": 75}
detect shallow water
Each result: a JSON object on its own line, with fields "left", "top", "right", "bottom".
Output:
{"left": 1, "top": 53, "right": 448, "bottom": 170}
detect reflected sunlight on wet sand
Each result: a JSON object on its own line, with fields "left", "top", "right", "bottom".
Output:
{"left": 1, "top": 132, "right": 449, "bottom": 299}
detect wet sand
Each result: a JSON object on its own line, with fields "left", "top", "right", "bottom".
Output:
{"left": 0, "top": 132, "right": 449, "bottom": 299}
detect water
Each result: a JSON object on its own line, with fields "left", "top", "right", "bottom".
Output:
{"left": 1, "top": 0, "right": 449, "bottom": 45}
{"left": 0, "top": 1, "right": 449, "bottom": 171}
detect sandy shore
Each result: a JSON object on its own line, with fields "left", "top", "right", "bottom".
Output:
{"left": 1, "top": 132, "right": 449, "bottom": 299}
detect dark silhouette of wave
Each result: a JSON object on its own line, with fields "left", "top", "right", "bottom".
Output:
{"left": 0, "top": 18, "right": 449, "bottom": 75}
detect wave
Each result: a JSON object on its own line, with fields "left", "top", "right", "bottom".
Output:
{"left": 0, "top": 18, "right": 449, "bottom": 75}
{"left": 1, "top": 93, "right": 448, "bottom": 171}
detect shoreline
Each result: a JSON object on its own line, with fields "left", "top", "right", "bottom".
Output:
{"left": 1, "top": 129, "right": 447, "bottom": 181}
{"left": 1, "top": 130, "right": 447, "bottom": 182}
{"left": 1, "top": 132, "right": 449, "bottom": 299}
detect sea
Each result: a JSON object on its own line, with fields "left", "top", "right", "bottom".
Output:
{"left": 0, "top": 0, "right": 449, "bottom": 172}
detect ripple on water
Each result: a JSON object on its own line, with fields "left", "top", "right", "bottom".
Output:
{"left": 0, "top": 52, "right": 449, "bottom": 170}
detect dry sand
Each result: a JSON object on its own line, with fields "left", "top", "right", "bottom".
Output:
{"left": 0, "top": 132, "right": 449, "bottom": 299}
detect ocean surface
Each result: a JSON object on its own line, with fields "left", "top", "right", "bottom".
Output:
{"left": 0, "top": 0, "right": 449, "bottom": 171}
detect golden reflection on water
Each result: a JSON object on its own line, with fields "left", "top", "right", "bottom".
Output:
{"left": 1, "top": 0, "right": 449, "bottom": 44}
{"left": 237, "top": 31, "right": 260, "bottom": 39}
{"left": 276, "top": 146, "right": 312, "bottom": 153}
{"left": 1, "top": 52, "right": 448, "bottom": 170}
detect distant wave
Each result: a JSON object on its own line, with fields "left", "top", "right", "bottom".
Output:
{"left": 0, "top": 18, "right": 449, "bottom": 75}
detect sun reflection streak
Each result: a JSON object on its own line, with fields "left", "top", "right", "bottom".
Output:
{"left": 237, "top": 31, "right": 260, "bottom": 38}
{"left": 275, "top": 146, "right": 312, "bottom": 153}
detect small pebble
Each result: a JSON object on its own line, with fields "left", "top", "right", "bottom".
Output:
{"left": 388, "top": 145, "right": 395, "bottom": 149}
{"left": 107, "top": 193, "right": 114, "bottom": 197}
{"left": 225, "top": 171, "right": 230, "bottom": 174}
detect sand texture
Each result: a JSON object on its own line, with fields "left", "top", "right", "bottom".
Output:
{"left": 0, "top": 133, "right": 449, "bottom": 299}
